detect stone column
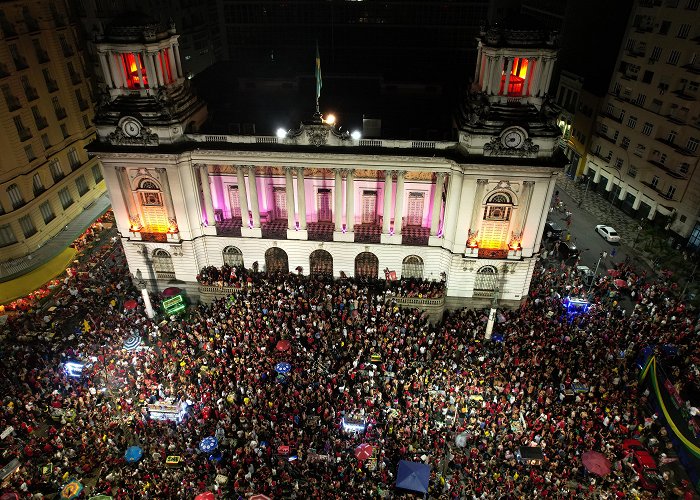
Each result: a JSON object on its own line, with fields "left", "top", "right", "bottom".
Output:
{"left": 156, "top": 168, "right": 176, "bottom": 227}
{"left": 167, "top": 47, "right": 177, "bottom": 82}
{"left": 618, "top": 185, "right": 628, "bottom": 201}
{"left": 647, "top": 203, "right": 657, "bottom": 220}
{"left": 142, "top": 52, "right": 156, "bottom": 89}
{"left": 117, "top": 167, "right": 136, "bottom": 222}
{"left": 173, "top": 44, "right": 183, "bottom": 78}
{"left": 113, "top": 52, "right": 128, "bottom": 89}
{"left": 469, "top": 179, "right": 489, "bottom": 239}
{"left": 514, "top": 180, "right": 534, "bottom": 238}
{"left": 474, "top": 44, "right": 483, "bottom": 83}
{"left": 394, "top": 171, "right": 406, "bottom": 235}
{"left": 248, "top": 166, "right": 260, "bottom": 228}
{"left": 430, "top": 172, "right": 446, "bottom": 236}
{"left": 482, "top": 55, "right": 492, "bottom": 92}
{"left": 284, "top": 167, "right": 296, "bottom": 229}
{"left": 134, "top": 52, "right": 144, "bottom": 88}
{"left": 154, "top": 52, "right": 165, "bottom": 87}
{"left": 492, "top": 56, "right": 504, "bottom": 94}
{"left": 523, "top": 57, "right": 534, "bottom": 96}
{"left": 382, "top": 170, "right": 393, "bottom": 234}
{"left": 503, "top": 57, "right": 514, "bottom": 96}
{"left": 198, "top": 164, "right": 216, "bottom": 227}
{"left": 530, "top": 57, "right": 541, "bottom": 97}
{"left": 236, "top": 166, "right": 250, "bottom": 227}
{"left": 632, "top": 196, "right": 642, "bottom": 210}
{"left": 544, "top": 58, "right": 555, "bottom": 95}
{"left": 593, "top": 168, "right": 601, "bottom": 183}
{"left": 345, "top": 169, "right": 355, "bottom": 233}
{"left": 334, "top": 169, "right": 343, "bottom": 232}
{"left": 538, "top": 58, "right": 550, "bottom": 97}
{"left": 297, "top": 167, "right": 307, "bottom": 230}
{"left": 98, "top": 52, "right": 114, "bottom": 88}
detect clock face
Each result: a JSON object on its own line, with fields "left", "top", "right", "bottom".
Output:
{"left": 123, "top": 119, "right": 141, "bottom": 137}
{"left": 501, "top": 128, "right": 526, "bottom": 148}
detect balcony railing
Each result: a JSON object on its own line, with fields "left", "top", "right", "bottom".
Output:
{"left": 591, "top": 150, "right": 611, "bottom": 163}
{"left": 78, "top": 99, "right": 88, "bottom": 111}
{"left": 46, "top": 78, "right": 58, "bottom": 92}
{"left": 51, "top": 172, "right": 65, "bottom": 182}
{"left": 69, "top": 72, "right": 81, "bottom": 85}
{"left": 13, "top": 57, "right": 28, "bottom": 70}
{"left": 33, "top": 187, "right": 46, "bottom": 197}
{"left": 673, "top": 89, "right": 696, "bottom": 101}
{"left": 25, "top": 87, "right": 38, "bottom": 101}
{"left": 54, "top": 107, "right": 67, "bottom": 120}
{"left": 70, "top": 161, "right": 81, "bottom": 172}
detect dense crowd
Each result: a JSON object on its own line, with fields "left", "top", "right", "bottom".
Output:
{"left": 0, "top": 235, "right": 698, "bottom": 499}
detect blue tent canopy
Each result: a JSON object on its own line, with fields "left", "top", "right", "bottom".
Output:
{"left": 395, "top": 460, "right": 431, "bottom": 494}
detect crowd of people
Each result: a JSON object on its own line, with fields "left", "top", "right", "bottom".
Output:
{"left": 0, "top": 232, "right": 698, "bottom": 499}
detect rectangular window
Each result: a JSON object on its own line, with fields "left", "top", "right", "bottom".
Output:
{"left": 82, "top": 114, "right": 90, "bottom": 129}
{"left": 7, "top": 184, "right": 24, "bottom": 208}
{"left": 32, "top": 173, "right": 43, "bottom": 193}
{"left": 677, "top": 23, "right": 691, "bottom": 38}
{"left": 91, "top": 164, "right": 103, "bottom": 183}
{"left": 58, "top": 187, "right": 73, "bottom": 209}
{"left": 680, "top": 162, "right": 690, "bottom": 174}
{"left": 19, "top": 215, "right": 36, "bottom": 238}
{"left": 39, "top": 200, "right": 54, "bottom": 223}
{"left": 642, "top": 122, "right": 654, "bottom": 135}
{"left": 634, "top": 144, "right": 646, "bottom": 157}
{"left": 615, "top": 158, "right": 624, "bottom": 168}
{"left": 651, "top": 176, "right": 660, "bottom": 187}
{"left": 680, "top": 215, "right": 687, "bottom": 223}
{"left": 75, "top": 175, "right": 88, "bottom": 196}
{"left": 24, "top": 145, "right": 36, "bottom": 162}
{"left": 627, "top": 116, "right": 638, "bottom": 128}
{"left": 60, "top": 124, "right": 68, "bottom": 138}
{"left": 627, "top": 166, "right": 637, "bottom": 178}
{"left": 13, "top": 116, "right": 29, "bottom": 139}
{"left": 667, "top": 185, "right": 677, "bottom": 198}
{"left": 68, "top": 148, "right": 80, "bottom": 170}
{"left": 659, "top": 20, "right": 671, "bottom": 35}
{"left": 49, "top": 159, "right": 64, "bottom": 181}
{"left": 667, "top": 50, "right": 681, "bottom": 65}
{"left": 0, "top": 224, "right": 17, "bottom": 247}
{"left": 621, "top": 137, "right": 630, "bottom": 149}
{"left": 642, "top": 70, "right": 654, "bottom": 84}
{"left": 41, "top": 133, "right": 50, "bottom": 149}
{"left": 650, "top": 46, "right": 662, "bottom": 62}
{"left": 687, "top": 0, "right": 699, "bottom": 9}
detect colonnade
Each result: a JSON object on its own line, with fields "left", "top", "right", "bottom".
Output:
{"left": 473, "top": 49, "right": 555, "bottom": 98}
{"left": 98, "top": 41, "right": 183, "bottom": 90}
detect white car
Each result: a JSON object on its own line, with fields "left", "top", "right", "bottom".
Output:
{"left": 595, "top": 225, "right": 620, "bottom": 243}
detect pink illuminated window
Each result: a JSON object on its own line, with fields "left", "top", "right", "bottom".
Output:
{"left": 120, "top": 53, "right": 148, "bottom": 89}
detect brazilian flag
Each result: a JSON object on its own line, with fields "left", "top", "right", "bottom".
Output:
{"left": 315, "top": 41, "right": 322, "bottom": 104}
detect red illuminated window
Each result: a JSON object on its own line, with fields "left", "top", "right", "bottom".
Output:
{"left": 499, "top": 57, "right": 529, "bottom": 96}
{"left": 120, "top": 53, "right": 148, "bottom": 89}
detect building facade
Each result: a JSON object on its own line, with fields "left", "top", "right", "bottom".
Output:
{"left": 583, "top": 0, "right": 700, "bottom": 239}
{"left": 0, "top": 0, "right": 105, "bottom": 279}
{"left": 91, "top": 19, "right": 564, "bottom": 306}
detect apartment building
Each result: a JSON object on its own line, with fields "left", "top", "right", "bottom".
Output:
{"left": 0, "top": 0, "right": 106, "bottom": 279}
{"left": 583, "top": 0, "right": 700, "bottom": 242}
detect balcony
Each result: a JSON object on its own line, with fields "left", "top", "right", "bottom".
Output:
{"left": 11, "top": 199, "right": 26, "bottom": 210}
{"left": 354, "top": 224, "right": 381, "bottom": 244}
{"left": 673, "top": 88, "right": 696, "bottom": 101}
{"left": 307, "top": 221, "right": 334, "bottom": 241}
{"left": 401, "top": 226, "right": 430, "bottom": 246}
{"left": 6, "top": 95, "right": 21, "bottom": 111}
{"left": 666, "top": 113, "right": 687, "bottom": 125}
{"left": 591, "top": 150, "right": 612, "bottom": 163}
{"left": 54, "top": 107, "right": 67, "bottom": 120}
{"left": 51, "top": 172, "right": 65, "bottom": 183}
{"left": 261, "top": 220, "right": 288, "bottom": 240}
{"left": 70, "top": 161, "right": 81, "bottom": 172}
{"left": 13, "top": 57, "right": 28, "bottom": 70}
{"left": 648, "top": 159, "right": 687, "bottom": 179}
{"left": 78, "top": 99, "right": 88, "bottom": 111}
{"left": 140, "top": 232, "right": 168, "bottom": 243}
{"left": 217, "top": 218, "right": 242, "bottom": 237}
{"left": 35, "top": 116, "right": 48, "bottom": 130}
{"left": 0, "top": 62, "right": 9, "bottom": 78}
{"left": 600, "top": 108, "right": 624, "bottom": 123}
{"left": 642, "top": 181, "right": 675, "bottom": 200}
{"left": 33, "top": 186, "right": 46, "bottom": 197}
{"left": 17, "top": 127, "right": 32, "bottom": 142}
{"left": 596, "top": 130, "right": 617, "bottom": 144}
{"left": 69, "top": 72, "right": 81, "bottom": 85}
{"left": 61, "top": 45, "right": 74, "bottom": 57}
{"left": 46, "top": 78, "right": 58, "bottom": 92}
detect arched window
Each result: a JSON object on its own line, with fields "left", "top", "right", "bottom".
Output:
{"left": 222, "top": 246, "right": 243, "bottom": 267}
{"left": 265, "top": 247, "right": 289, "bottom": 274}
{"left": 355, "top": 252, "right": 379, "bottom": 278}
{"left": 136, "top": 177, "right": 168, "bottom": 233}
{"left": 152, "top": 248, "right": 175, "bottom": 279}
{"left": 474, "top": 265, "right": 498, "bottom": 291}
{"left": 310, "top": 249, "right": 333, "bottom": 276}
{"left": 480, "top": 192, "right": 514, "bottom": 250}
{"left": 401, "top": 255, "right": 424, "bottom": 279}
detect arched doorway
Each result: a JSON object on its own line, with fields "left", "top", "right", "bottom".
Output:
{"left": 309, "top": 249, "right": 333, "bottom": 276}
{"left": 354, "top": 251, "right": 378, "bottom": 278}
{"left": 222, "top": 246, "right": 243, "bottom": 267}
{"left": 152, "top": 248, "right": 175, "bottom": 280}
{"left": 265, "top": 247, "right": 289, "bottom": 274}
{"left": 474, "top": 265, "right": 498, "bottom": 292}
{"left": 401, "top": 255, "right": 424, "bottom": 279}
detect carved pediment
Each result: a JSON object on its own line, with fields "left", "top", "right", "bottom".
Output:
{"left": 107, "top": 126, "right": 159, "bottom": 147}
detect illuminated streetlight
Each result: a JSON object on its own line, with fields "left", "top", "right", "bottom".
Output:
{"left": 351, "top": 130, "right": 361, "bottom": 140}
{"left": 324, "top": 114, "right": 336, "bottom": 125}
{"left": 276, "top": 128, "right": 287, "bottom": 139}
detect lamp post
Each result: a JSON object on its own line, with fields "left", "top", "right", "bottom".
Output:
{"left": 587, "top": 251, "right": 607, "bottom": 294}
{"left": 485, "top": 286, "right": 499, "bottom": 340}
{"left": 135, "top": 269, "right": 155, "bottom": 318}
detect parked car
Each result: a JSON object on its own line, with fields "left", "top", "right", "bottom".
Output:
{"left": 544, "top": 221, "right": 564, "bottom": 241}
{"left": 595, "top": 225, "right": 620, "bottom": 243}
{"left": 622, "top": 439, "right": 663, "bottom": 492}
{"left": 558, "top": 240, "right": 580, "bottom": 260}
{"left": 576, "top": 265, "right": 595, "bottom": 286}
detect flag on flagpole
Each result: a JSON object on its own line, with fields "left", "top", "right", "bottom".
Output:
{"left": 315, "top": 41, "right": 322, "bottom": 111}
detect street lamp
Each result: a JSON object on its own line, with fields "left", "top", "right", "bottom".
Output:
{"left": 135, "top": 269, "right": 155, "bottom": 318}
{"left": 587, "top": 251, "right": 607, "bottom": 294}
{"left": 485, "top": 286, "right": 500, "bottom": 340}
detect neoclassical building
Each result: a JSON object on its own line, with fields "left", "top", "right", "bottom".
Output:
{"left": 90, "top": 17, "right": 564, "bottom": 306}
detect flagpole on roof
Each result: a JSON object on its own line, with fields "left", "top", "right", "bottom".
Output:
{"left": 315, "top": 40, "right": 322, "bottom": 116}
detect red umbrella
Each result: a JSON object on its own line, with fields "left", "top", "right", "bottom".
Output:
{"left": 124, "top": 299, "right": 138, "bottom": 310}
{"left": 614, "top": 279, "right": 628, "bottom": 288}
{"left": 194, "top": 493, "right": 215, "bottom": 500}
{"left": 276, "top": 340, "right": 291, "bottom": 352}
{"left": 0, "top": 493, "right": 20, "bottom": 500}
{"left": 607, "top": 269, "right": 621, "bottom": 277}
{"left": 582, "top": 451, "right": 611, "bottom": 476}
{"left": 354, "top": 443, "right": 373, "bottom": 461}
{"left": 249, "top": 495, "right": 271, "bottom": 500}
{"left": 162, "top": 287, "right": 181, "bottom": 297}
